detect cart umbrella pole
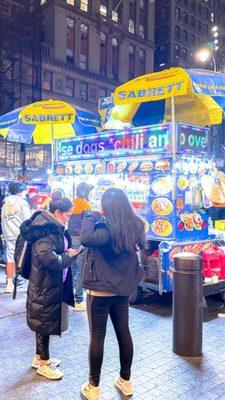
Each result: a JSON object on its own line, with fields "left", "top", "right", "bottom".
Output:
{"left": 171, "top": 96, "right": 176, "bottom": 162}
{"left": 171, "top": 96, "right": 177, "bottom": 201}
{"left": 51, "top": 124, "right": 54, "bottom": 173}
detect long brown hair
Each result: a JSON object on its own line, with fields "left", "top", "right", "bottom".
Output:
{"left": 101, "top": 188, "right": 145, "bottom": 254}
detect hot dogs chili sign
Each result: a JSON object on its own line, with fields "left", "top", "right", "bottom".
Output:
{"left": 57, "top": 123, "right": 208, "bottom": 161}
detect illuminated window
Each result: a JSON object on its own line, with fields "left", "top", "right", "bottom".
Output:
{"left": 112, "top": 0, "right": 122, "bottom": 23}
{"left": 67, "top": 0, "right": 74, "bottom": 5}
{"left": 80, "top": 0, "right": 88, "bottom": 12}
{"left": 112, "top": 10, "right": 118, "bottom": 21}
{"left": 129, "top": 19, "right": 135, "bottom": 34}
{"left": 100, "top": 5, "right": 107, "bottom": 16}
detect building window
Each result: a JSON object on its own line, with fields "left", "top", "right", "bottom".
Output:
{"left": 211, "top": 12, "right": 215, "bottom": 23}
{"left": 80, "top": 0, "right": 88, "bottom": 12}
{"left": 190, "top": 33, "right": 195, "bottom": 45}
{"left": 112, "top": 38, "right": 119, "bottom": 80}
{"left": 65, "top": 78, "right": 74, "bottom": 96}
{"left": 80, "top": 23, "right": 88, "bottom": 70}
{"left": 128, "top": 44, "right": 135, "bottom": 79}
{"left": 66, "top": 17, "right": 75, "bottom": 64}
{"left": 100, "top": 32, "right": 107, "bottom": 76}
{"left": 190, "top": 16, "right": 195, "bottom": 28}
{"left": 139, "top": 24, "right": 144, "bottom": 39}
{"left": 129, "top": 0, "right": 136, "bottom": 34}
{"left": 182, "top": 29, "right": 187, "bottom": 42}
{"left": 183, "top": 11, "right": 188, "bottom": 24}
{"left": 42, "top": 71, "right": 52, "bottom": 90}
{"left": 138, "top": 48, "right": 145, "bottom": 76}
{"left": 99, "top": 88, "right": 107, "bottom": 98}
{"left": 129, "top": 19, "right": 135, "bottom": 34}
{"left": 100, "top": 1, "right": 108, "bottom": 16}
{"left": 112, "top": 0, "right": 122, "bottom": 23}
{"left": 182, "top": 47, "right": 187, "bottom": 60}
{"left": 175, "top": 25, "right": 180, "bottom": 39}
{"left": 174, "top": 44, "right": 180, "bottom": 59}
{"left": 140, "top": 0, "right": 144, "bottom": 9}
{"left": 175, "top": 7, "right": 180, "bottom": 20}
{"left": 67, "top": 0, "right": 74, "bottom": 5}
{"left": 80, "top": 82, "right": 88, "bottom": 100}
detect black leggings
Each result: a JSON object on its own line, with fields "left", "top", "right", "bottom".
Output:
{"left": 87, "top": 295, "right": 133, "bottom": 387}
{"left": 36, "top": 334, "right": 50, "bottom": 360}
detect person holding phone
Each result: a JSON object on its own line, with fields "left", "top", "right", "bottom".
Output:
{"left": 79, "top": 188, "right": 146, "bottom": 400}
{"left": 23, "top": 192, "right": 79, "bottom": 380}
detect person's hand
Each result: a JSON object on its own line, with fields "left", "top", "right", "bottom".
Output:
{"left": 67, "top": 248, "right": 80, "bottom": 257}
{"left": 91, "top": 211, "right": 102, "bottom": 221}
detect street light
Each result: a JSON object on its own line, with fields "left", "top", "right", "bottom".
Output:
{"left": 196, "top": 48, "right": 217, "bottom": 72}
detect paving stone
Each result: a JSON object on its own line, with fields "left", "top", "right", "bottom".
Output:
{"left": 0, "top": 269, "right": 225, "bottom": 400}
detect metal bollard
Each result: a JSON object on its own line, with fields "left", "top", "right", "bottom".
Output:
{"left": 172, "top": 253, "right": 203, "bottom": 357}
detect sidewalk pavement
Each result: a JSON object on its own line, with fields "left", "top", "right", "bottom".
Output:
{"left": 1, "top": 268, "right": 225, "bottom": 400}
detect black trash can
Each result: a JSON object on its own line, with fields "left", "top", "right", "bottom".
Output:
{"left": 173, "top": 252, "right": 203, "bottom": 357}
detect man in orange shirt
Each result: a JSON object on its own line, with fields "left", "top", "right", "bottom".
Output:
{"left": 68, "top": 182, "right": 94, "bottom": 311}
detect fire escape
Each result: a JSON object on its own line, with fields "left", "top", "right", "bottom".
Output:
{"left": 0, "top": 1, "right": 51, "bottom": 182}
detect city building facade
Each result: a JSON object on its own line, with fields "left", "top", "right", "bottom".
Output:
{"left": 154, "top": 0, "right": 225, "bottom": 161}
{"left": 0, "top": 0, "right": 155, "bottom": 182}
{"left": 155, "top": 0, "right": 225, "bottom": 72}
{"left": 40, "top": 0, "right": 155, "bottom": 112}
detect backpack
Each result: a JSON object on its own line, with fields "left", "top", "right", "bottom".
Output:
{"left": 13, "top": 235, "right": 32, "bottom": 299}
{"left": 13, "top": 211, "right": 41, "bottom": 299}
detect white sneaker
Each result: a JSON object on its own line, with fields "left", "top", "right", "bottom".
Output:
{"left": 4, "top": 283, "right": 13, "bottom": 293}
{"left": 81, "top": 382, "right": 101, "bottom": 400}
{"left": 74, "top": 301, "right": 87, "bottom": 311}
{"left": 115, "top": 377, "right": 133, "bottom": 396}
{"left": 31, "top": 356, "right": 61, "bottom": 369}
{"left": 37, "top": 363, "right": 64, "bottom": 380}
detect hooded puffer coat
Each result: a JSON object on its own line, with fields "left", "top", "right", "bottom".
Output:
{"left": 22, "top": 211, "right": 74, "bottom": 336}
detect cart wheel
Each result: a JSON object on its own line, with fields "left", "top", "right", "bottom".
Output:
{"left": 129, "top": 286, "right": 144, "bottom": 305}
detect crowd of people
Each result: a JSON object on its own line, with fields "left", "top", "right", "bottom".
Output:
{"left": 0, "top": 181, "right": 146, "bottom": 400}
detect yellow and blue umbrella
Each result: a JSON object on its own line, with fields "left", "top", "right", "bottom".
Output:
{"left": 0, "top": 99, "right": 100, "bottom": 144}
{"left": 99, "top": 68, "right": 225, "bottom": 128}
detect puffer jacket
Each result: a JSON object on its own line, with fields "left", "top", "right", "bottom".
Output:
{"left": 23, "top": 211, "right": 74, "bottom": 336}
{"left": 80, "top": 212, "right": 145, "bottom": 296}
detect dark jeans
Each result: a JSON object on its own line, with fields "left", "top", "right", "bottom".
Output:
{"left": 71, "top": 236, "right": 85, "bottom": 303}
{"left": 36, "top": 333, "right": 50, "bottom": 360}
{"left": 87, "top": 295, "right": 133, "bottom": 387}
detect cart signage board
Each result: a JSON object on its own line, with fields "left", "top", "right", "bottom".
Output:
{"left": 177, "top": 124, "right": 209, "bottom": 154}
{"left": 58, "top": 124, "right": 172, "bottom": 161}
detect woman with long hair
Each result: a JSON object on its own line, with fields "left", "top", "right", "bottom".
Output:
{"left": 80, "top": 188, "right": 146, "bottom": 400}
{"left": 22, "top": 192, "right": 79, "bottom": 379}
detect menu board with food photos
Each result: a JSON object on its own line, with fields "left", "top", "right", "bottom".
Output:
{"left": 54, "top": 154, "right": 211, "bottom": 241}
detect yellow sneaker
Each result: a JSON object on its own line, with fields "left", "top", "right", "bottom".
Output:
{"left": 115, "top": 377, "right": 133, "bottom": 396}
{"left": 81, "top": 381, "right": 100, "bottom": 400}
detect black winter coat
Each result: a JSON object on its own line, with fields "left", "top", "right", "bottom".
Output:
{"left": 22, "top": 211, "right": 74, "bottom": 336}
{"left": 80, "top": 212, "right": 145, "bottom": 296}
